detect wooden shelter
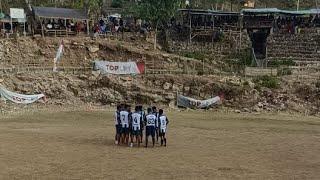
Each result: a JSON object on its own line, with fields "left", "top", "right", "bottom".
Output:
{"left": 177, "top": 9, "right": 240, "bottom": 43}
{"left": 32, "top": 6, "right": 89, "bottom": 37}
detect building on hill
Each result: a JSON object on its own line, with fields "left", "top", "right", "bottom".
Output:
{"left": 32, "top": 6, "right": 89, "bottom": 37}
{"left": 169, "top": 7, "right": 320, "bottom": 68}
{"left": 241, "top": 0, "right": 255, "bottom": 8}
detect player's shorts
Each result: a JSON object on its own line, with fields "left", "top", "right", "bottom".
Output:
{"left": 159, "top": 128, "right": 166, "bottom": 136}
{"left": 131, "top": 129, "right": 141, "bottom": 136}
{"left": 121, "top": 127, "right": 129, "bottom": 135}
{"left": 146, "top": 126, "right": 155, "bottom": 137}
{"left": 115, "top": 125, "right": 121, "bottom": 134}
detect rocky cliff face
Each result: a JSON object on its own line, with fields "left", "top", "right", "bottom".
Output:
{"left": 0, "top": 37, "right": 319, "bottom": 115}
{"left": 0, "top": 71, "right": 319, "bottom": 115}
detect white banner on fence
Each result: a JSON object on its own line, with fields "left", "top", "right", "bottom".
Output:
{"left": 94, "top": 61, "right": 145, "bottom": 75}
{"left": 0, "top": 86, "right": 45, "bottom": 104}
{"left": 177, "top": 95, "right": 221, "bottom": 109}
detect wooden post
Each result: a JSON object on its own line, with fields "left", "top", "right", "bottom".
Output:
{"left": 41, "top": 18, "right": 44, "bottom": 37}
{"left": 239, "top": 14, "right": 243, "bottom": 52}
{"left": 153, "top": 58, "right": 155, "bottom": 74}
{"left": 202, "top": 59, "right": 205, "bottom": 75}
{"left": 65, "top": 18, "right": 67, "bottom": 37}
{"left": 86, "top": 19, "right": 90, "bottom": 35}
{"left": 176, "top": 91, "right": 179, "bottom": 108}
{"left": 189, "top": 10, "right": 192, "bottom": 45}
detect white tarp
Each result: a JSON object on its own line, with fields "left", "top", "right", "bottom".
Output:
{"left": 94, "top": 61, "right": 145, "bottom": 75}
{"left": 0, "top": 86, "right": 45, "bottom": 104}
{"left": 177, "top": 95, "right": 221, "bottom": 109}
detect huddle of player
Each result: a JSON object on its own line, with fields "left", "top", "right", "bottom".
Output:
{"left": 114, "top": 104, "right": 169, "bottom": 148}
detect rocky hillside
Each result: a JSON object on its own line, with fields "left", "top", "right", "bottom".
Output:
{"left": 0, "top": 71, "right": 319, "bottom": 115}
{"left": 0, "top": 36, "right": 319, "bottom": 115}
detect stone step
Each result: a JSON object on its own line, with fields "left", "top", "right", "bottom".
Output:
{"left": 267, "top": 53, "right": 320, "bottom": 59}
{"left": 267, "top": 57, "right": 320, "bottom": 62}
{"left": 268, "top": 41, "right": 320, "bottom": 46}
{"left": 267, "top": 49, "right": 318, "bottom": 54}
{"left": 267, "top": 46, "right": 319, "bottom": 52}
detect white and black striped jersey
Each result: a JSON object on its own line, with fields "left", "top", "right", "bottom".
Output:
{"left": 120, "top": 111, "right": 129, "bottom": 128}
{"left": 131, "top": 112, "right": 142, "bottom": 131}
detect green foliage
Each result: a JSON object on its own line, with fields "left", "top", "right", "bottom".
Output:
{"left": 111, "top": 0, "right": 123, "bottom": 8}
{"left": 183, "top": 52, "right": 206, "bottom": 60}
{"left": 268, "top": 59, "right": 296, "bottom": 67}
{"left": 133, "top": 0, "right": 181, "bottom": 27}
{"left": 253, "top": 75, "right": 280, "bottom": 89}
{"left": 243, "top": 80, "right": 249, "bottom": 86}
{"left": 277, "top": 67, "right": 292, "bottom": 76}
{"left": 226, "top": 48, "right": 252, "bottom": 66}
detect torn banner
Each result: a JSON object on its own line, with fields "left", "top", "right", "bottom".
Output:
{"left": 0, "top": 86, "right": 45, "bottom": 104}
{"left": 177, "top": 95, "right": 221, "bottom": 109}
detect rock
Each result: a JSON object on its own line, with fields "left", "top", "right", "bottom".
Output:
{"left": 163, "top": 82, "right": 171, "bottom": 90}
{"left": 253, "top": 107, "right": 261, "bottom": 112}
{"left": 235, "top": 110, "right": 241, "bottom": 113}
{"left": 88, "top": 46, "right": 99, "bottom": 53}
{"left": 184, "top": 86, "right": 190, "bottom": 92}
{"left": 243, "top": 108, "right": 250, "bottom": 112}
{"left": 78, "top": 74, "right": 89, "bottom": 81}
{"left": 165, "top": 93, "right": 175, "bottom": 100}
{"left": 258, "top": 102, "right": 264, "bottom": 108}
{"left": 162, "top": 54, "right": 170, "bottom": 58}
{"left": 172, "top": 84, "right": 181, "bottom": 91}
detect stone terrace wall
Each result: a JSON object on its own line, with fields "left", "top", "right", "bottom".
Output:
{"left": 168, "top": 30, "right": 251, "bottom": 61}
{"left": 267, "top": 28, "right": 320, "bottom": 66}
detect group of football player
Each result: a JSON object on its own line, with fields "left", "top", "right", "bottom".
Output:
{"left": 114, "top": 104, "right": 169, "bottom": 148}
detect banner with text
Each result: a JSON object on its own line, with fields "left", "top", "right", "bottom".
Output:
{"left": 177, "top": 95, "right": 221, "bottom": 109}
{"left": 94, "top": 61, "right": 145, "bottom": 75}
{"left": 0, "top": 86, "right": 45, "bottom": 104}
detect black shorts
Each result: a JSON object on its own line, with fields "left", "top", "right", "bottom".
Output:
{"left": 121, "top": 127, "right": 129, "bottom": 135}
{"left": 115, "top": 125, "right": 121, "bottom": 134}
{"left": 131, "top": 130, "right": 141, "bottom": 136}
{"left": 146, "top": 126, "right": 155, "bottom": 137}
{"left": 159, "top": 129, "right": 166, "bottom": 136}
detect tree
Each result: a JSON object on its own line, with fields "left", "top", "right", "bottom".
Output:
{"left": 134, "top": 0, "right": 181, "bottom": 50}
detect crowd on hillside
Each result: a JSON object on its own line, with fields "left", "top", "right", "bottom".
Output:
{"left": 274, "top": 15, "right": 320, "bottom": 34}
{"left": 92, "top": 16, "right": 151, "bottom": 36}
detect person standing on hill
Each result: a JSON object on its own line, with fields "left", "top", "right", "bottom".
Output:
{"left": 145, "top": 108, "right": 156, "bottom": 148}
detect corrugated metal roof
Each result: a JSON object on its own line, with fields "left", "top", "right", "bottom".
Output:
{"left": 33, "top": 6, "right": 88, "bottom": 20}
{"left": 178, "top": 9, "right": 240, "bottom": 16}
{"left": 241, "top": 8, "right": 281, "bottom": 14}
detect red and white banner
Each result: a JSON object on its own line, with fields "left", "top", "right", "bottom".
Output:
{"left": 94, "top": 61, "right": 145, "bottom": 75}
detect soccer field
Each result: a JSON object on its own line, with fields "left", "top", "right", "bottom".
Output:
{"left": 0, "top": 110, "right": 319, "bottom": 179}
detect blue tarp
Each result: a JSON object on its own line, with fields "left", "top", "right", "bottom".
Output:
{"left": 242, "top": 8, "right": 320, "bottom": 15}
{"left": 33, "top": 6, "right": 88, "bottom": 20}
